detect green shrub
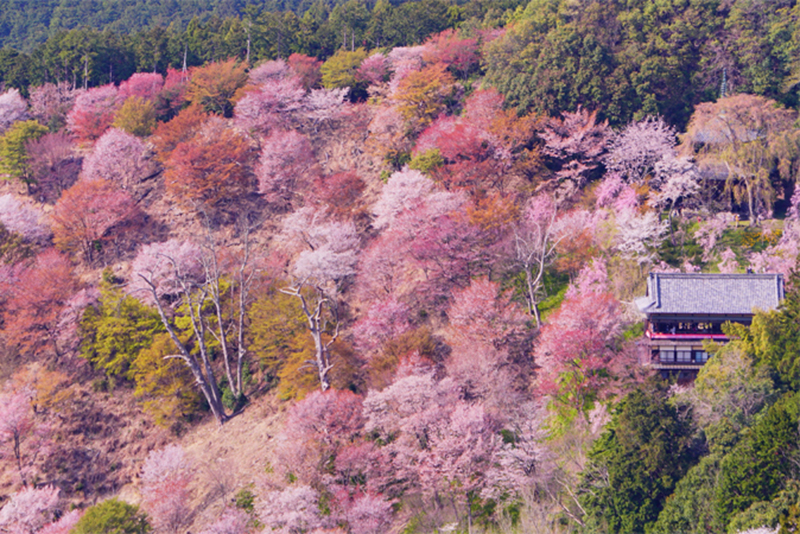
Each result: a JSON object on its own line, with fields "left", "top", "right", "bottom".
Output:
{"left": 72, "top": 498, "right": 149, "bottom": 534}
{"left": 408, "top": 148, "right": 444, "bottom": 174}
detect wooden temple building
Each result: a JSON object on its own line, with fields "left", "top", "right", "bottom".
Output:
{"left": 636, "top": 272, "right": 785, "bottom": 378}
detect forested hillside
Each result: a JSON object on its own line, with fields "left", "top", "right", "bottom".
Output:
{"left": 1, "top": 0, "right": 800, "bottom": 533}
{"left": 0, "top": 0, "right": 430, "bottom": 51}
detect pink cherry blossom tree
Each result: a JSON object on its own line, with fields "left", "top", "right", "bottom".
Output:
{"left": 50, "top": 178, "right": 141, "bottom": 263}
{"left": 302, "top": 88, "right": 350, "bottom": 132}
{"left": 693, "top": 212, "right": 734, "bottom": 262}
{"left": 386, "top": 46, "right": 425, "bottom": 96}
{"left": 26, "top": 132, "right": 82, "bottom": 202}
{"left": 355, "top": 227, "right": 414, "bottom": 301}
{"left": 198, "top": 509, "right": 249, "bottom": 534}
{"left": 256, "top": 129, "right": 319, "bottom": 210}
{"left": 288, "top": 54, "right": 323, "bottom": 90}
{"left": 81, "top": 128, "right": 156, "bottom": 189}
{"left": 66, "top": 84, "right": 121, "bottom": 143}
{"left": 445, "top": 278, "right": 530, "bottom": 410}
{"left": 329, "top": 441, "right": 388, "bottom": 497}
{"left": 248, "top": 59, "right": 291, "bottom": 84}
{"left": 0, "top": 485, "right": 59, "bottom": 533}
{"left": 55, "top": 286, "right": 101, "bottom": 358}
{"left": 534, "top": 292, "right": 626, "bottom": 416}
{"left": 363, "top": 372, "right": 458, "bottom": 497}
{"left": 464, "top": 88, "right": 504, "bottom": 132}
{"left": 539, "top": 106, "right": 611, "bottom": 198}
{"left": 160, "top": 67, "right": 190, "bottom": 114}
{"left": 406, "top": 210, "right": 484, "bottom": 300}
{"left": 117, "top": 72, "right": 164, "bottom": 103}
{"left": 279, "top": 207, "right": 360, "bottom": 391}
{"left": 604, "top": 116, "right": 676, "bottom": 183}
{"left": 234, "top": 77, "right": 305, "bottom": 133}
{"left": 367, "top": 168, "right": 477, "bottom": 305}
{"left": 1, "top": 249, "right": 78, "bottom": 359}
{"left": 614, "top": 206, "right": 668, "bottom": 264}
{"left": 366, "top": 105, "right": 408, "bottom": 159}
{"left": 649, "top": 155, "right": 701, "bottom": 228}
{"left": 0, "top": 89, "right": 29, "bottom": 134}
{"left": 141, "top": 445, "right": 193, "bottom": 534}
{"left": 38, "top": 510, "right": 84, "bottom": 534}
{"left": 274, "top": 389, "right": 364, "bottom": 486}
{"left": 748, "top": 221, "right": 800, "bottom": 277}
{"left": 483, "top": 402, "right": 552, "bottom": 502}
{"left": 718, "top": 248, "right": 740, "bottom": 273}
{"left": 0, "top": 390, "right": 50, "bottom": 487}
{"left": 256, "top": 485, "right": 325, "bottom": 533}
{"left": 339, "top": 493, "right": 393, "bottom": 534}
{"left": 129, "top": 239, "right": 204, "bottom": 302}
{"left": 422, "top": 29, "right": 479, "bottom": 79}
{"left": 0, "top": 194, "right": 50, "bottom": 243}
{"left": 371, "top": 168, "right": 434, "bottom": 229}
{"left": 352, "top": 295, "right": 411, "bottom": 357}
{"left": 29, "top": 82, "right": 81, "bottom": 130}
{"left": 356, "top": 53, "right": 389, "bottom": 87}
{"left": 419, "top": 401, "right": 498, "bottom": 533}
{"left": 565, "top": 258, "right": 609, "bottom": 299}
{"left": 595, "top": 174, "right": 625, "bottom": 208}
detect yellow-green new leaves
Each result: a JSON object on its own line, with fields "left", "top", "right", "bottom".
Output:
{"left": 113, "top": 96, "right": 157, "bottom": 137}
{"left": 80, "top": 279, "right": 165, "bottom": 381}
{"left": 132, "top": 333, "right": 201, "bottom": 427}
{"left": 321, "top": 47, "right": 367, "bottom": 90}
{"left": 0, "top": 120, "right": 47, "bottom": 190}
{"left": 247, "top": 286, "right": 316, "bottom": 400}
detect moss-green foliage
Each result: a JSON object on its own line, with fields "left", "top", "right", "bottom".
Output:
{"left": 247, "top": 286, "right": 317, "bottom": 400}
{"left": 713, "top": 392, "right": 800, "bottom": 528}
{"left": 537, "top": 271, "right": 569, "bottom": 320}
{"left": 131, "top": 332, "right": 201, "bottom": 427}
{"left": 657, "top": 218, "right": 786, "bottom": 273}
{"left": 80, "top": 273, "right": 200, "bottom": 426}
{"left": 484, "top": 0, "right": 800, "bottom": 128}
{"left": 651, "top": 454, "right": 723, "bottom": 534}
{"left": 320, "top": 47, "right": 367, "bottom": 90}
{"left": 579, "top": 380, "right": 698, "bottom": 534}
{"left": 622, "top": 321, "right": 644, "bottom": 342}
{"left": 80, "top": 276, "right": 165, "bottom": 382}
{"left": 692, "top": 343, "right": 776, "bottom": 452}
{"left": 113, "top": 96, "right": 157, "bottom": 137}
{"left": 234, "top": 487, "right": 255, "bottom": 512}
{"left": 728, "top": 499, "right": 783, "bottom": 534}
{"left": 727, "top": 268, "right": 800, "bottom": 391}
{"left": 0, "top": 120, "right": 47, "bottom": 187}
{"left": 408, "top": 149, "right": 444, "bottom": 174}
{"left": 72, "top": 498, "right": 150, "bottom": 534}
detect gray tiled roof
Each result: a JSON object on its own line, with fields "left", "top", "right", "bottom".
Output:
{"left": 637, "top": 273, "right": 784, "bottom": 316}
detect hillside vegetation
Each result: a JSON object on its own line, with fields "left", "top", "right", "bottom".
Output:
{"left": 0, "top": 1, "right": 800, "bottom": 533}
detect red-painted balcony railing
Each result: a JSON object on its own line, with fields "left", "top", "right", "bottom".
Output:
{"left": 646, "top": 331, "right": 728, "bottom": 341}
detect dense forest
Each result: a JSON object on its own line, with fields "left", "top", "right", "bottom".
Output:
{"left": 0, "top": 0, "right": 434, "bottom": 51}
{"left": 1, "top": 0, "right": 800, "bottom": 533}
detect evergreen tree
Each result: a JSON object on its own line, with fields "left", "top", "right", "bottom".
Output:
{"left": 579, "top": 380, "right": 697, "bottom": 534}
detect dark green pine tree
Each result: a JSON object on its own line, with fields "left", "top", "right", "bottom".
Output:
{"left": 579, "top": 380, "right": 698, "bottom": 534}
